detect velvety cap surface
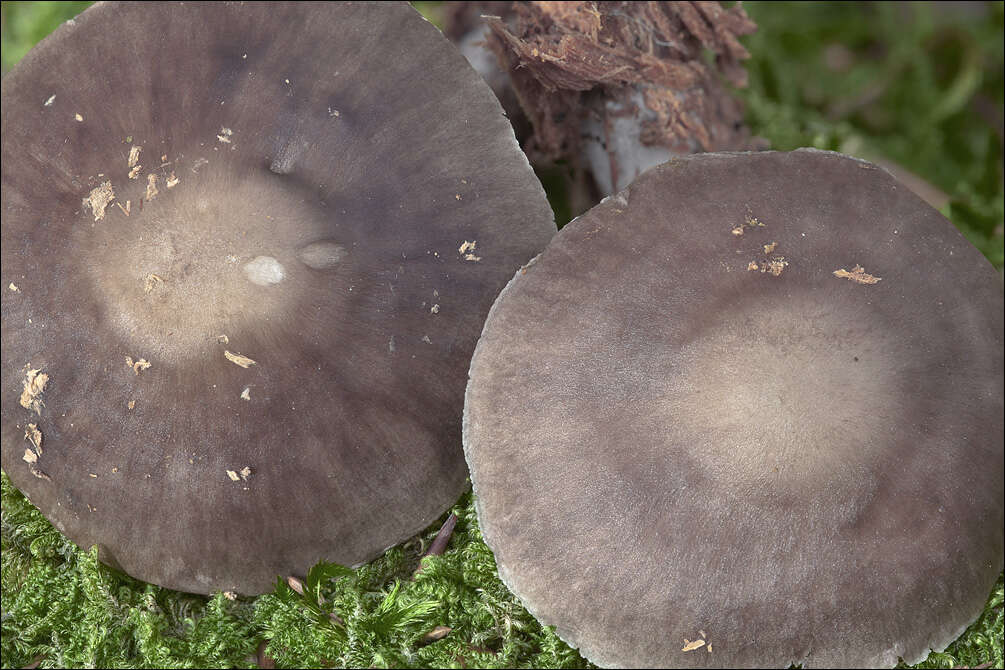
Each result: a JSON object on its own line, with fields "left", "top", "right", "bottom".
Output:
{"left": 2, "top": 1, "right": 555, "bottom": 594}
{"left": 464, "top": 149, "right": 1003, "bottom": 668}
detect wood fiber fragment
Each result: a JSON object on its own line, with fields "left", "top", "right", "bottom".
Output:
{"left": 480, "top": 1, "right": 760, "bottom": 166}
{"left": 224, "top": 350, "right": 257, "bottom": 368}
{"left": 24, "top": 423, "right": 43, "bottom": 454}
{"left": 20, "top": 369, "right": 49, "bottom": 414}
{"left": 83, "top": 181, "right": 115, "bottom": 220}
{"left": 834, "top": 265, "right": 881, "bottom": 284}
{"left": 125, "top": 356, "right": 152, "bottom": 374}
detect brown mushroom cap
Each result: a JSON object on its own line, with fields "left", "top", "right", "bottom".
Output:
{"left": 1, "top": 2, "right": 554, "bottom": 594}
{"left": 464, "top": 149, "right": 1003, "bottom": 668}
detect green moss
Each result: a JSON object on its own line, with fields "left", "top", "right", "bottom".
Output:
{"left": 2, "top": 473, "right": 593, "bottom": 669}
{"left": 3, "top": 471, "right": 1002, "bottom": 668}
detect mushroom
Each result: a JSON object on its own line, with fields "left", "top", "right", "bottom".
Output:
{"left": 463, "top": 149, "right": 1003, "bottom": 667}
{"left": 1, "top": 2, "right": 554, "bottom": 595}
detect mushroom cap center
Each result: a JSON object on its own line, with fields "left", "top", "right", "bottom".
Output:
{"left": 82, "top": 168, "right": 342, "bottom": 361}
{"left": 671, "top": 293, "right": 894, "bottom": 491}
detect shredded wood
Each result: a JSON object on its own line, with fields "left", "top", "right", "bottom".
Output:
{"left": 143, "top": 274, "right": 164, "bottom": 293}
{"left": 30, "top": 466, "right": 51, "bottom": 481}
{"left": 128, "top": 165, "right": 142, "bottom": 180}
{"left": 227, "top": 467, "right": 252, "bottom": 482}
{"left": 833, "top": 265, "right": 881, "bottom": 284}
{"left": 764, "top": 241, "right": 777, "bottom": 254}
{"left": 128, "top": 145, "right": 142, "bottom": 168}
{"left": 682, "top": 639, "right": 706, "bottom": 652}
{"left": 115, "top": 201, "right": 131, "bottom": 216}
{"left": 732, "top": 213, "right": 765, "bottom": 236}
{"left": 458, "top": 240, "right": 482, "bottom": 261}
{"left": 475, "top": 2, "right": 758, "bottom": 166}
{"left": 125, "top": 356, "right": 152, "bottom": 374}
{"left": 24, "top": 423, "right": 43, "bottom": 454}
{"left": 224, "top": 350, "right": 256, "bottom": 368}
{"left": 23, "top": 448, "right": 38, "bottom": 464}
{"left": 762, "top": 257, "right": 788, "bottom": 276}
{"left": 145, "top": 174, "right": 159, "bottom": 200}
{"left": 44, "top": 94, "right": 56, "bottom": 107}
{"left": 83, "top": 181, "right": 115, "bottom": 221}
{"left": 19, "top": 368, "right": 49, "bottom": 414}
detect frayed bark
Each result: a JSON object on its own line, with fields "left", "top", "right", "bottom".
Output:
{"left": 449, "top": 2, "right": 764, "bottom": 198}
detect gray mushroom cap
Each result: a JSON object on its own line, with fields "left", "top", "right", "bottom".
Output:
{"left": 463, "top": 149, "right": 1003, "bottom": 668}
{"left": 1, "top": 1, "right": 555, "bottom": 595}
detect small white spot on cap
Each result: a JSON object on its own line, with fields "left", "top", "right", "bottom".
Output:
{"left": 243, "top": 256, "right": 286, "bottom": 286}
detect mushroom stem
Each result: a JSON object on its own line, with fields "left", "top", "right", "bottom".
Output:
{"left": 425, "top": 513, "right": 458, "bottom": 558}
{"left": 255, "top": 640, "right": 275, "bottom": 669}
{"left": 414, "top": 513, "right": 457, "bottom": 576}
